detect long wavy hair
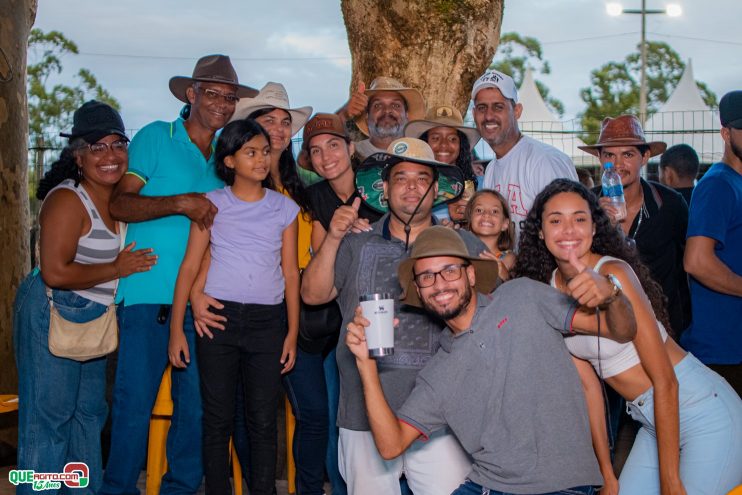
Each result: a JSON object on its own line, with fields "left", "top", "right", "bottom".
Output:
{"left": 36, "top": 138, "right": 86, "bottom": 200}
{"left": 420, "top": 129, "right": 476, "bottom": 182}
{"left": 248, "top": 108, "right": 311, "bottom": 214}
{"left": 512, "top": 178, "right": 671, "bottom": 332}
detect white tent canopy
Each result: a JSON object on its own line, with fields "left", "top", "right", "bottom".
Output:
{"left": 644, "top": 60, "right": 723, "bottom": 163}
{"left": 517, "top": 69, "right": 599, "bottom": 166}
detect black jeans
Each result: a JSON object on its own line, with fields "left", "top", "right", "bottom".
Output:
{"left": 197, "top": 300, "right": 286, "bottom": 495}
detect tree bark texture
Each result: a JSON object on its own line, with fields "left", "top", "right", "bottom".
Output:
{"left": 341, "top": 0, "right": 504, "bottom": 115}
{"left": 0, "top": 0, "right": 37, "bottom": 447}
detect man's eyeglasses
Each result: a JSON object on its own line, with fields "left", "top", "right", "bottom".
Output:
{"left": 413, "top": 263, "right": 469, "bottom": 288}
{"left": 198, "top": 87, "right": 239, "bottom": 104}
{"left": 83, "top": 140, "right": 128, "bottom": 156}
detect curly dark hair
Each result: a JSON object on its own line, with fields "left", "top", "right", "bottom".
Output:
{"left": 248, "top": 108, "right": 312, "bottom": 214}
{"left": 420, "top": 129, "right": 476, "bottom": 183}
{"left": 36, "top": 138, "right": 86, "bottom": 200}
{"left": 512, "top": 178, "right": 672, "bottom": 332}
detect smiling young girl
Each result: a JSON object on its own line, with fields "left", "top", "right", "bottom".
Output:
{"left": 168, "top": 118, "right": 299, "bottom": 495}
{"left": 464, "top": 189, "right": 515, "bottom": 280}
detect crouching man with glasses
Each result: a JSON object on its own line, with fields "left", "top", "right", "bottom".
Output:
{"left": 345, "top": 226, "right": 638, "bottom": 495}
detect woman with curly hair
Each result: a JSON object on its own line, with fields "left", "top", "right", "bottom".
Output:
{"left": 513, "top": 178, "right": 742, "bottom": 495}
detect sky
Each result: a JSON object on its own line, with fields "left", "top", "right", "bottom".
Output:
{"left": 33, "top": 0, "right": 742, "bottom": 135}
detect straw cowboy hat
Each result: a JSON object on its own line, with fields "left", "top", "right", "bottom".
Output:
{"left": 230, "top": 82, "right": 313, "bottom": 136}
{"left": 355, "top": 137, "right": 464, "bottom": 214}
{"left": 355, "top": 76, "right": 425, "bottom": 136}
{"left": 578, "top": 115, "right": 667, "bottom": 157}
{"left": 404, "top": 104, "right": 481, "bottom": 149}
{"left": 397, "top": 226, "right": 500, "bottom": 308}
{"left": 169, "top": 54, "right": 258, "bottom": 103}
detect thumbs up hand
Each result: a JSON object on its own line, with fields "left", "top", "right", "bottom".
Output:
{"left": 347, "top": 81, "right": 368, "bottom": 119}
{"left": 564, "top": 250, "right": 615, "bottom": 308}
{"left": 329, "top": 197, "right": 362, "bottom": 240}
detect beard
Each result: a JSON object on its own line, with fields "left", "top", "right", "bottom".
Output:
{"left": 369, "top": 117, "right": 404, "bottom": 140}
{"left": 420, "top": 283, "right": 473, "bottom": 321}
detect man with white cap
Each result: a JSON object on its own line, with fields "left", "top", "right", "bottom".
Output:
{"left": 103, "top": 54, "right": 257, "bottom": 495}
{"left": 472, "top": 70, "right": 577, "bottom": 242}
{"left": 340, "top": 77, "right": 426, "bottom": 161}
{"left": 301, "top": 138, "right": 485, "bottom": 494}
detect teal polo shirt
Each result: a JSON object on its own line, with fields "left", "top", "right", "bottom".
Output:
{"left": 117, "top": 117, "right": 224, "bottom": 306}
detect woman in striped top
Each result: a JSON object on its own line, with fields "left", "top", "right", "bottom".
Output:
{"left": 13, "top": 101, "right": 156, "bottom": 493}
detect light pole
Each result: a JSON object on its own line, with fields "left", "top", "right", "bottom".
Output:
{"left": 606, "top": 1, "right": 682, "bottom": 125}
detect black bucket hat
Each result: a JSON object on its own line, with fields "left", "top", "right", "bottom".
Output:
{"left": 59, "top": 100, "right": 128, "bottom": 144}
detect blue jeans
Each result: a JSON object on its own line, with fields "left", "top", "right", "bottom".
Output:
{"left": 283, "top": 347, "right": 329, "bottom": 495}
{"left": 14, "top": 270, "right": 109, "bottom": 495}
{"left": 323, "top": 347, "right": 346, "bottom": 495}
{"left": 451, "top": 480, "right": 595, "bottom": 495}
{"left": 100, "top": 304, "right": 203, "bottom": 495}
{"left": 620, "top": 353, "right": 742, "bottom": 494}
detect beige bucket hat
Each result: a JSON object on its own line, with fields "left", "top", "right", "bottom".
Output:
{"left": 404, "top": 104, "right": 481, "bottom": 149}
{"left": 230, "top": 82, "right": 312, "bottom": 136}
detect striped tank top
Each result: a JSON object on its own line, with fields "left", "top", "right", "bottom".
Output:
{"left": 45, "top": 179, "right": 121, "bottom": 305}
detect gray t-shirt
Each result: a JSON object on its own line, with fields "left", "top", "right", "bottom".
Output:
{"left": 334, "top": 215, "right": 486, "bottom": 431}
{"left": 397, "top": 279, "right": 603, "bottom": 494}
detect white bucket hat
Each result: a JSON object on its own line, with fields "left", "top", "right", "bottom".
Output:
{"left": 230, "top": 82, "right": 312, "bottom": 136}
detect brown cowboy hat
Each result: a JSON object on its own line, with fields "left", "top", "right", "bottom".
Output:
{"left": 355, "top": 76, "right": 425, "bottom": 136}
{"left": 404, "top": 104, "right": 481, "bottom": 150}
{"left": 169, "top": 54, "right": 258, "bottom": 103}
{"left": 579, "top": 115, "right": 666, "bottom": 157}
{"left": 397, "top": 226, "right": 500, "bottom": 308}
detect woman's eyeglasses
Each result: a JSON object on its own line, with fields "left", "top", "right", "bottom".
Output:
{"left": 83, "top": 140, "right": 129, "bottom": 156}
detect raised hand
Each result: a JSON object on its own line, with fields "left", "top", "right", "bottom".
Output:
{"left": 347, "top": 81, "right": 368, "bottom": 119}
{"left": 565, "top": 250, "right": 614, "bottom": 308}
{"left": 328, "top": 197, "right": 361, "bottom": 240}
{"left": 598, "top": 196, "right": 622, "bottom": 226}
{"left": 114, "top": 242, "right": 157, "bottom": 278}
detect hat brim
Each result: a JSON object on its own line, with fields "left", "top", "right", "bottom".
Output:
{"left": 168, "top": 76, "right": 259, "bottom": 104}
{"left": 354, "top": 88, "right": 426, "bottom": 136}
{"left": 355, "top": 153, "right": 464, "bottom": 214}
{"left": 404, "top": 120, "right": 481, "bottom": 150}
{"left": 579, "top": 140, "right": 667, "bottom": 158}
{"left": 60, "top": 129, "right": 129, "bottom": 144}
{"left": 229, "top": 102, "right": 313, "bottom": 137}
{"left": 398, "top": 256, "right": 499, "bottom": 308}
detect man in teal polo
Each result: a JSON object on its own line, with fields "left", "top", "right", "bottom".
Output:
{"left": 101, "top": 55, "right": 257, "bottom": 495}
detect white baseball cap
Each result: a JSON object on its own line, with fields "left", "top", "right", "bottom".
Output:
{"left": 471, "top": 70, "right": 519, "bottom": 103}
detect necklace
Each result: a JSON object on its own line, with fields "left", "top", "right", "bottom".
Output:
{"left": 628, "top": 204, "right": 644, "bottom": 239}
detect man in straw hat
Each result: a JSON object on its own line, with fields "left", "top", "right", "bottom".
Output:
{"left": 471, "top": 70, "right": 577, "bottom": 242}
{"left": 345, "top": 226, "right": 637, "bottom": 495}
{"left": 103, "top": 55, "right": 257, "bottom": 495}
{"left": 339, "top": 77, "right": 425, "bottom": 161}
{"left": 682, "top": 90, "right": 742, "bottom": 398}
{"left": 579, "top": 114, "right": 690, "bottom": 335}
{"left": 301, "top": 138, "right": 485, "bottom": 494}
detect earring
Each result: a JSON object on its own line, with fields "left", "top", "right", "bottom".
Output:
{"left": 538, "top": 232, "right": 544, "bottom": 240}
{"left": 77, "top": 167, "right": 83, "bottom": 183}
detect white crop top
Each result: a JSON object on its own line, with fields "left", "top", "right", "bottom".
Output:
{"left": 550, "top": 256, "right": 668, "bottom": 378}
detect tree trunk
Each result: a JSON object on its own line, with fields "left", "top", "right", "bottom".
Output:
{"left": 341, "top": 0, "right": 504, "bottom": 115}
{"left": 0, "top": 0, "right": 37, "bottom": 448}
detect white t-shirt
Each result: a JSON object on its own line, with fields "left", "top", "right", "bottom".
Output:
{"left": 483, "top": 135, "right": 577, "bottom": 245}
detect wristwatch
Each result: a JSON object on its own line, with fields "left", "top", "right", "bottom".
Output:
{"left": 603, "top": 273, "right": 623, "bottom": 305}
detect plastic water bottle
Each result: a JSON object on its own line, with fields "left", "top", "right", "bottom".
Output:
{"left": 601, "top": 162, "right": 627, "bottom": 221}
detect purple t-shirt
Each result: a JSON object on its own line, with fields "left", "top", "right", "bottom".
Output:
{"left": 205, "top": 187, "right": 299, "bottom": 304}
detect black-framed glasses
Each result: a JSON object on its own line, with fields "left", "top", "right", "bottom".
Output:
{"left": 84, "top": 140, "right": 128, "bottom": 156}
{"left": 413, "top": 263, "right": 469, "bottom": 288}
{"left": 198, "top": 87, "right": 239, "bottom": 104}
